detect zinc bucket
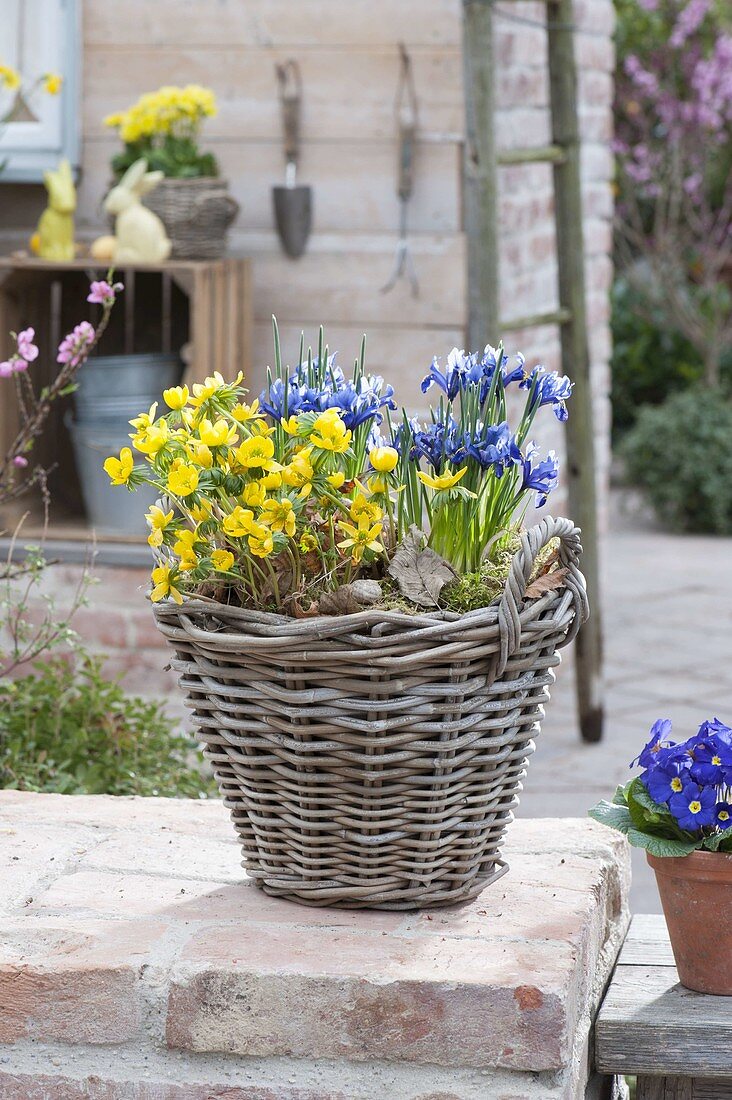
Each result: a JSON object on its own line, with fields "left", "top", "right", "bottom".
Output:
{"left": 67, "top": 416, "right": 157, "bottom": 537}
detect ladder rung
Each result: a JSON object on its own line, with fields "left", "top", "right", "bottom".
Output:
{"left": 501, "top": 307, "right": 572, "bottom": 331}
{"left": 497, "top": 145, "right": 567, "bottom": 166}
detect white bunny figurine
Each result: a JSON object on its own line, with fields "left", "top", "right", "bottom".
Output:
{"left": 103, "top": 159, "right": 172, "bottom": 264}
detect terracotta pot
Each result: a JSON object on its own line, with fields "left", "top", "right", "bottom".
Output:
{"left": 648, "top": 849, "right": 732, "bottom": 995}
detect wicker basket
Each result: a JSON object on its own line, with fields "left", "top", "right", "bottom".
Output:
{"left": 142, "top": 177, "right": 239, "bottom": 259}
{"left": 153, "top": 516, "right": 588, "bottom": 909}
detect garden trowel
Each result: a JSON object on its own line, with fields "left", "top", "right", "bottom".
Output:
{"left": 273, "top": 60, "right": 312, "bottom": 258}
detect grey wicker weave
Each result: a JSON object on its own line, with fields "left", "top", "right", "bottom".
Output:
{"left": 143, "top": 177, "right": 239, "bottom": 259}
{"left": 153, "top": 516, "right": 588, "bottom": 909}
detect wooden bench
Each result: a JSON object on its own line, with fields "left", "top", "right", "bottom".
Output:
{"left": 596, "top": 914, "right": 732, "bottom": 1099}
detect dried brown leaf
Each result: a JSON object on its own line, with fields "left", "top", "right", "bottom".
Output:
{"left": 318, "top": 580, "right": 382, "bottom": 616}
{"left": 524, "top": 567, "right": 568, "bottom": 599}
{"left": 387, "top": 527, "right": 457, "bottom": 608}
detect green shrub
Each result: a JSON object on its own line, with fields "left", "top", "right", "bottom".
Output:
{"left": 610, "top": 277, "right": 708, "bottom": 438}
{"left": 621, "top": 387, "right": 732, "bottom": 534}
{"left": 0, "top": 653, "right": 212, "bottom": 797}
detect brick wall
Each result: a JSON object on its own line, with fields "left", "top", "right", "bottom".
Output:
{"left": 0, "top": 792, "right": 631, "bottom": 1100}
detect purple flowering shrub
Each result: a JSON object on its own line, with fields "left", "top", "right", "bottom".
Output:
{"left": 0, "top": 279, "right": 120, "bottom": 678}
{"left": 589, "top": 717, "right": 732, "bottom": 856}
{"left": 0, "top": 278, "right": 121, "bottom": 512}
{"left": 614, "top": 0, "right": 732, "bottom": 386}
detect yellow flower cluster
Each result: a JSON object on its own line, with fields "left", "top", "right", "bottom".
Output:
{"left": 104, "top": 84, "right": 217, "bottom": 144}
{"left": 103, "top": 373, "right": 400, "bottom": 611}
{"left": 0, "top": 64, "right": 20, "bottom": 91}
{"left": 0, "top": 64, "right": 62, "bottom": 95}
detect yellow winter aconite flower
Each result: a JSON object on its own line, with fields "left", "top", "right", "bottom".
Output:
{"left": 173, "top": 528, "right": 199, "bottom": 570}
{"left": 198, "top": 417, "right": 237, "bottom": 448}
{"left": 248, "top": 524, "right": 274, "bottom": 558}
{"left": 189, "top": 499, "right": 212, "bottom": 523}
{"left": 299, "top": 532, "right": 318, "bottom": 553}
{"left": 210, "top": 548, "right": 235, "bottom": 572}
{"left": 280, "top": 415, "right": 300, "bottom": 435}
{"left": 129, "top": 403, "right": 158, "bottom": 431}
{"left": 310, "top": 409, "right": 351, "bottom": 453}
{"left": 417, "top": 467, "right": 468, "bottom": 491}
{"left": 337, "top": 520, "right": 384, "bottom": 563}
{"left": 43, "top": 72, "right": 63, "bottom": 96}
{"left": 261, "top": 497, "right": 296, "bottom": 536}
{"left": 103, "top": 447, "right": 134, "bottom": 486}
{"left": 163, "top": 385, "right": 189, "bottom": 410}
{"left": 145, "top": 505, "right": 174, "bottom": 548}
{"left": 150, "top": 565, "right": 183, "bottom": 605}
{"left": 281, "top": 447, "right": 314, "bottom": 496}
{"left": 241, "top": 479, "right": 266, "bottom": 508}
{"left": 349, "top": 493, "right": 382, "bottom": 525}
{"left": 367, "top": 474, "right": 387, "bottom": 495}
{"left": 132, "top": 421, "right": 170, "bottom": 456}
{"left": 222, "top": 506, "right": 256, "bottom": 538}
{"left": 260, "top": 469, "right": 283, "bottom": 490}
{"left": 235, "top": 435, "right": 280, "bottom": 471}
{"left": 369, "top": 446, "right": 398, "bottom": 473}
{"left": 187, "top": 442, "right": 213, "bottom": 468}
{"left": 167, "top": 463, "right": 199, "bottom": 497}
{"left": 232, "top": 399, "right": 260, "bottom": 423}
{"left": 327, "top": 472, "right": 345, "bottom": 489}
{"left": 190, "top": 372, "right": 227, "bottom": 406}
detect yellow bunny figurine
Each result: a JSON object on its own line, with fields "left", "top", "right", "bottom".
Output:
{"left": 103, "top": 159, "right": 172, "bottom": 264}
{"left": 33, "top": 159, "right": 77, "bottom": 261}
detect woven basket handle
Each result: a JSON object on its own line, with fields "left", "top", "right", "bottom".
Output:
{"left": 494, "top": 516, "right": 589, "bottom": 680}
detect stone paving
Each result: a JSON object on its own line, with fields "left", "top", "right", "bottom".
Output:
{"left": 520, "top": 498, "right": 732, "bottom": 913}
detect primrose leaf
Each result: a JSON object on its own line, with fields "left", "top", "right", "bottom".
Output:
{"left": 388, "top": 526, "right": 457, "bottom": 608}
{"left": 588, "top": 799, "right": 633, "bottom": 835}
{"left": 703, "top": 825, "right": 732, "bottom": 852}
{"left": 627, "top": 829, "right": 701, "bottom": 857}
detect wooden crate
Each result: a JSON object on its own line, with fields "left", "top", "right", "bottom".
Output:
{"left": 0, "top": 255, "right": 252, "bottom": 540}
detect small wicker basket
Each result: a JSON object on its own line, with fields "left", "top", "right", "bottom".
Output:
{"left": 143, "top": 177, "right": 239, "bottom": 260}
{"left": 153, "top": 516, "right": 588, "bottom": 910}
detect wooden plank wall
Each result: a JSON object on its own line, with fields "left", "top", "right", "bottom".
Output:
{"left": 78, "top": 0, "right": 467, "bottom": 404}
{"left": 1, "top": 0, "right": 615, "bottom": 520}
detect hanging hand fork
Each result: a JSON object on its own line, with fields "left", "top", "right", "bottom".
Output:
{"left": 381, "top": 44, "right": 419, "bottom": 298}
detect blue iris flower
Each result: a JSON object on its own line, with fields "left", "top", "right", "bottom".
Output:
{"left": 521, "top": 444, "right": 559, "bottom": 507}
{"left": 669, "top": 782, "right": 717, "bottom": 832}
{"left": 520, "top": 366, "right": 573, "bottom": 422}
{"left": 260, "top": 357, "right": 395, "bottom": 430}
{"left": 467, "top": 421, "right": 521, "bottom": 477}
{"left": 410, "top": 417, "right": 468, "bottom": 472}
{"left": 421, "top": 348, "right": 475, "bottom": 400}
{"left": 420, "top": 345, "right": 527, "bottom": 402}
{"left": 630, "top": 718, "right": 673, "bottom": 769}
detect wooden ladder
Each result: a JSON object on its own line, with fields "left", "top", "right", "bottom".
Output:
{"left": 462, "top": 0, "right": 604, "bottom": 743}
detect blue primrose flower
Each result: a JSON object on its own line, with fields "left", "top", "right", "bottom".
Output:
{"left": 696, "top": 717, "right": 732, "bottom": 748}
{"left": 521, "top": 444, "right": 559, "bottom": 507}
{"left": 689, "top": 734, "right": 732, "bottom": 786}
{"left": 715, "top": 803, "right": 732, "bottom": 829}
{"left": 644, "top": 757, "right": 690, "bottom": 805}
{"left": 467, "top": 421, "right": 521, "bottom": 477}
{"left": 520, "top": 366, "right": 573, "bottom": 421}
{"left": 630, "top": 718, "right": 673, "bottom": 769}
{"left": 668, "top": 783, "right": 717, "bottom": 832}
